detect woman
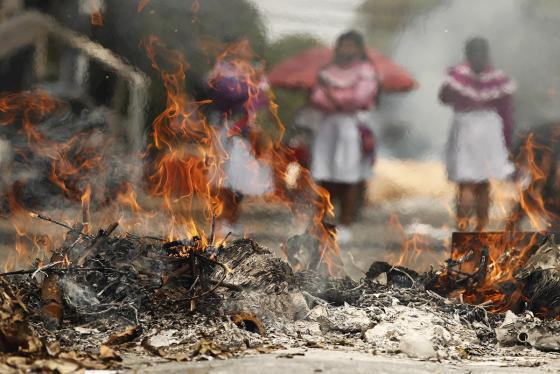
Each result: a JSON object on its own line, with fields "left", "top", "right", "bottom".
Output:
{"left": 310, "top": 31, "right": 378, "bottom": 244}
{"left": 439, "top": 37, "right": 515, "bottom": 231}
{"left": 207, "top": 39, "right": 273, "bottom": 235}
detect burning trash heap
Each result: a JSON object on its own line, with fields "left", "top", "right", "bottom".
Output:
{"left": 2, "top": 37, "right": 560, "bottom": 372}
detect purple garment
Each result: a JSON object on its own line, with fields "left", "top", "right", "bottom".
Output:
{"left": 208, "top": 61, "right": 269, "bottom": 115}
{"left": 439, "top": 63, "right": 516, "bottom": 148}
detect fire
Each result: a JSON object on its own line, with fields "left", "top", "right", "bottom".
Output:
{"left": 87, "top": 0, "right": 104, "bottom": 26}
{"left": 143, "top": 36, "right": 340, "bottom": 271}
{"left": 90, "top": 11, "right": 104, "bottom": 27}
{"left": 447, "top": 232, "right": 540, "bottom": 312}
{"left": 386, "top": 215, "right": 447, "bottom": 271}
{"left": 137, "top": 0, "right": 150, "bottom": 13}
{"left": 510, "top": 133, "right": 556, "bottom": 230}
{"left": 81, "top": 185, "right": 92, "bottom": 234}
{"left": 0, "top": 36, "right": 341, "bottom": 275}
{"left": 439, "top": 132, "right": 560, "bottom": 312}
{"left": 143, "top": 35, "right": 225, "bottom": 242}
{"left": 207, "top": 38, "right": 340, "bottom": 272}
{"left": 0, "top": 90, "right": 110, "bottom": 270}
{"left": 116, "top": 182, "right": 143, "bottom": 214}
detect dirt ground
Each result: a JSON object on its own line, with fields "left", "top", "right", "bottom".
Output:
{"left": 0, "top": 159, "right": 516, "bottom": 275}
{"left": 238, "top": 159, "right": 516, "bottom": 278}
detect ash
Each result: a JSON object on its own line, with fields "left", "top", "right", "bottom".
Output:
{"left": 4, "top": 236, "right": 560, "bottom": 369}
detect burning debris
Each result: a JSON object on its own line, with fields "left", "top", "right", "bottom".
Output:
{"left": 2, "top": 213, "right": 560, "bottom": 371}
{"left": 3, "top": 6, "right": 560, "bottom": 373}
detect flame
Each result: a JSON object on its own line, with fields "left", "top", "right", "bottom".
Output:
{"left": 441, "top": 130, "right": 560, "bottom": 311}
{"left": 81, "top": 184, "right": 92, "bottom": 234}
{"left": 143, "top": 35, "right": 225, "bottom": 242}
{"left": 386, "top": 215, "right": 447, "bottom": 271}
{"left": 429, "top": 131, "right": 560, "bottom": 312}
{"left": 0, "top": 91, "right": 108, "bottom": 269}
{"left": 137, "top": 0, "right": 150, "bottom": 13}
{"left": 144, "top": 36, "right": 340, "bottom": 270}
{"left": 116, "top": 182, "right": 143, "bottom": 213}
{"left": 0, "top": 38, "right": 342, "bottom": 274}
{"left": 509, "top": 133, "right": 556, "bottom": 230}
{"left": 90, "top": 11, "right": 104, "bottom": 27}
{"left": 447, "top": 232, "right": 540, "bottom": 312}
{"left": 209, "top": 39, "right": 340, "bottom": 272}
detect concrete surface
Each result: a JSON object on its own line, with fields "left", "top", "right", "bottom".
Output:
{"left": 124, "top": 348, "right": 560, "bottom": 374}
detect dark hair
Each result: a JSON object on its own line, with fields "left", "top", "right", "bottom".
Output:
{"left": 334, "top": 30, "right": 367, "bottom": 61}
{"left": 465, "top": 36, "right": 489, "bottom": 56}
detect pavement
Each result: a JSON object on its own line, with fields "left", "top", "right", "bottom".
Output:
{"left": 122, "top": 348, "right": 560, "bottom": 373}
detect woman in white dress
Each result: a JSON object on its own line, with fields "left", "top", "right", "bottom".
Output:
{"left": 309, "top": 31, "right": 378, "bottom": 244}
{"left": 439, "top": 37, "right": 515, "bottom": 231}
{"left": 207, "top": 40, "right": 273, "bottom": 235}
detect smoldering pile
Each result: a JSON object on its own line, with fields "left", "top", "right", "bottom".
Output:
{"left": 3, "top": 223, "right": 560, "bottom": 371}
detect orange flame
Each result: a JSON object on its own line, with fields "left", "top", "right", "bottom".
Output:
{"left": 81, "top": 184, "right": 92, "bottom": 234}
{"left": 143, "top": 35, "right": 225, "bottom": 242}
{"left": 137, "top": 0, "right": 150, "bottom": 13}
{"left": 386, "top": 215, "right": 447, "bottom": 271}
{"left": 208, "top": 39, "right": 341, "bottom": 272}
{"left": 0, "top": 38, "right": 342, "bottom": 275}
{"left": 91, "top": 11, "right": 104, "bottom": 27}
{"left": 511, "top": 133, "right": 556, "bottom": 230}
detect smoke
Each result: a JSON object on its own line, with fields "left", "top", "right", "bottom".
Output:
{"left": 378, "top": 0, "right": 560, "bottom": 159}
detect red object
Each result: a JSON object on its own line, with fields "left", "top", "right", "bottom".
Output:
{"left": 358, "top": 124, "right": 376, "bottom": 158}
{"left": 291, "top": 144, "right": 310, "bottom": 167}
{"left": 268, "top": 47, "right": 417, "bottom": 92}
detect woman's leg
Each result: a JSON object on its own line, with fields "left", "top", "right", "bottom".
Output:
{"left": 456, "top": 183, "right": 476, "bottom": 231}
{"left": 320, "top": 182, "right": 339, "bottom": 210}
{"left": 475, "top": 182, "right": 491, "bottom": 231}
{"left": 340, "top": 182, "right": 361, "bottom": 226}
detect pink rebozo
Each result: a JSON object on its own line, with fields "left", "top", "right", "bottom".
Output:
{"left": 439, "top": 63, "right": 515, "bottom": 148}
{"left": 310, "top": 60, "right": 378, "bottom": 113}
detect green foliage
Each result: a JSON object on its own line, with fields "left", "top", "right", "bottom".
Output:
{"left": 95, "top": 0, "right": 268, "bottom": 127}
{"left": 265, "top": 33, "right": 323, "bottom": 68}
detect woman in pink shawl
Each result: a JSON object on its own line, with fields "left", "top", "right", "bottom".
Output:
{"left": 310, "top": 31, "right": 378, "bottom": 244}
{"left": 439, "top": 37, "right": 515, "bottom": 231}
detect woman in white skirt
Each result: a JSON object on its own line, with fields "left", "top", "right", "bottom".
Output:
{"left": 207, "top": 39, "right": 273, "bottom": 235}
{"left": 310, "top": 31, "right": 378, "bottom": 243}
{"left": 439, "top": 37, "right": 515, "bottom": 231}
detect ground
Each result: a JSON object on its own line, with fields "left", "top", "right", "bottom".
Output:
{"left": 122, "top": 348, "right": 560, "bottom": 373}
{"left": 1, "top": 160, "right": 544, "bottom": 373}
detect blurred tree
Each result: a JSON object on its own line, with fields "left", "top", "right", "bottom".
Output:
{"left": 102, "top": 0, "right": 267, "bottom": 122}
{"left": 356, "top": 0, "right": 446, "bottom": 52}
{"left": 264, "top": 34, "right": 323, "bottom": 135}
{"left": 29, "top": 0, "right": 267, "bottom": 129}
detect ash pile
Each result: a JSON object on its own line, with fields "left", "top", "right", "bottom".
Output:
{"left": 3, "top": 223, "right": 560, "bottom": 371}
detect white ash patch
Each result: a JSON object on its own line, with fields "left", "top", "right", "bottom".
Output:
{"left": 307, "top": 303, "right": 372, "bottom": 333}
{"left": 363, "top": 305, "right": 480, "bottom": 359}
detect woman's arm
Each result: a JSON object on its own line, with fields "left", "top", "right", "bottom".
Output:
{"left": 496, "top": 94, "right": 514, "bottom": 149}
{"left": 310, "top": 73, "right": 338, "bottom": 112}
{"left": 439, "top": 83, "right": 457, "bottom": 105}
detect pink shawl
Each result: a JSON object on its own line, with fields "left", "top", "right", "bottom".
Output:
{"left": 310, "top": 60, "right": 378, "bottom": 113}
{"left": 439, "top": 63, "right": 516, "bottom": 148}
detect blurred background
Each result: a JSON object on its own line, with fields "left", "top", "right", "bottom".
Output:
{"left": 1, "top": 0, "right": 559, "bottom": 277}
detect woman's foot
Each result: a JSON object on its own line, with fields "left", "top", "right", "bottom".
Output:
{"left": 336, "top": 225, "right": 353, "bottom": 245}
